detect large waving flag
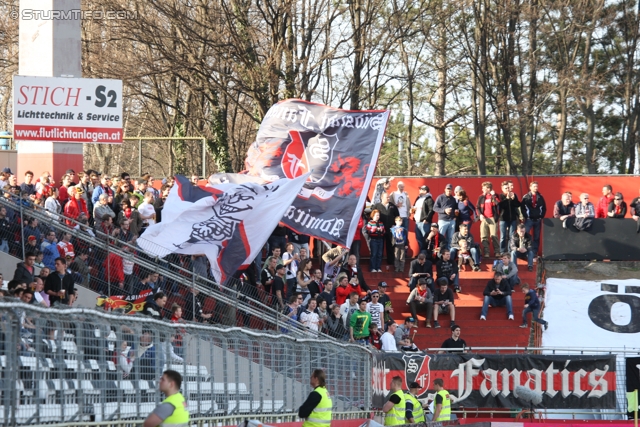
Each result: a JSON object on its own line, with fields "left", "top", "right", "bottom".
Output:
{"left": 137, "top": 174, "right": 308, "bottom": 283}
{"left": 244, "top": 99, "right": 390, "bottom": 247}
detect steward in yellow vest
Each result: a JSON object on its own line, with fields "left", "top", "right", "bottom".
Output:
{"left": 432, "top": 378, "right": 451, "bottom": 422}
{"left": 404, "top": 381, "right": 425, "bottom": 423}
{"left": 383, "top": 376, "right": 406, "bottom": 426}
{"left": 144, "top": 370, "right": 190, "bottom": 427}
{"left": 299, "top": 369, "right": 333, "bottom": 427}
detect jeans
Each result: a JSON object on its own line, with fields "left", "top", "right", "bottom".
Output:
{"left": 401, "top": 217, "right": 409, "bottom": 230}
{"left": 511, "top": 249, "right": 534, "bottom": 267}
{"left": 415, "top": 222, "right": 429, "bottom": 252}
{"left": 370, "top": 238, "right": 383, "bottom": 271}
{"left": 0, "top": 239, "right": 8, "bottom": 253}
{"left": 524, "top": 219, "right": 542, "bottom": 254}
{"left": 481, "top": 295, "right": 513, "bottom": 318}
{"left": 437, "top": 219, "right": 456, "bottom": 248}
{"left": 450, "top": 247, "right": 480, "bottom": 265}
{"left": 523, "top": 306, "right": 547, "bottom": 326}
{"left": 506, "top": 274, "right": 520, "bottom": 291}
{"left": 499, "top": 220, "right": 517, "bottom": 254}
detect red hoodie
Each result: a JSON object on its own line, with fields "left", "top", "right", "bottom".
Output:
{"left": 596, "top": 194, "right": 614, "bottom": 218}
{"left": 64, "top": 197, "right": 88, "bottom": 225}
{"left": 103, "top": 252, "right": 124, "bottom": 284}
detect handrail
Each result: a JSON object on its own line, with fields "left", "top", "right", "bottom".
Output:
{"left": 0, "top": 196, "right": 349, "bottom": 342}
{"left": 418, "top": 346, "right": 640, "bottom": 353}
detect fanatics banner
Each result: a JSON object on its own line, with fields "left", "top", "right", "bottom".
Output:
{"left": 244, "top": 99, "right": 390, "bottom": 247}
{"left": 137, "top": 173, "right": 308, "bottom": 283}
{"left": 372, "top": 352, "right": 616, "bottom": 409}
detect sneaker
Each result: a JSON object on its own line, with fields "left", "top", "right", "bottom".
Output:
{"left": 480, "top": 315, "right": 486, "bottom": 321}
{"left": 484, "top": 252, "right": 490, "bottom": 258}
{"left": 450, "top": 321, "right": 456, "bottom": 328}
{"left": 508, "top": 314, "right": 514, "bottom": 320}
{"left": 519, "top": 323, "right": 528, "bottom": 328}
{"left": 454, "top": 285, "right": 461, "bottom": 293}
{"left": 378, "top": 269, "right": 383, "bottom": 273}
{"left": 544, "top": 322, "right": 549, "bottom": 331}
{"left": 472, "top": 265, "right": 481, "bottom": 272}
{"left": 433, "top": 321, "right": 441, "bottom": 328}
{"left": 425, "top": 321, "right": 431, "bottom": 328}
{"left": 528, "top": 266, "right": 533, "bottom": 272}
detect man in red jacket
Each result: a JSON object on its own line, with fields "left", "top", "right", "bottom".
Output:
{"left": 596, "top": 184, "right": 614, "bottom": 218}
{"left": 103, "top": 250, "right": 125, "bottom": 293}
{"left": 64, "top": 187, "right": 89, "bottom": 226}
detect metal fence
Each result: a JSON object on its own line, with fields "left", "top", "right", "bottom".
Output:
{"left": 0, "top": 301, "right": 372, "bottom": 426}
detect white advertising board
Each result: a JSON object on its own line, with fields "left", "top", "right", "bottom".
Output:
{"left": 12, "top": 75, "right": 123, "bottom": 143}
{"left": 542, "top": 278, "right": 640, "bottom": 349}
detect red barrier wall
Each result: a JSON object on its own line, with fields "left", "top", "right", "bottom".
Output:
{"left": 366, "top": 175, "right": 640, "bottom": 258}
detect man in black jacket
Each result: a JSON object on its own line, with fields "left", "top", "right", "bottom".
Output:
{"left": 412, "top": 185, "right": 435, "bottom": 253}
{"left": 372, "top": 193, "right": 399, "bottom": 266}
{"left": 480, "top": 271, "right": 513, "bottom": 320}
{"left": 142, "top": 292, "right": 167, "bottom": 319}
{"left": 13, "top": 252, "right": 36, "bottom": 286}
{"left": 433, "top": 184, "right": 458, "bottom": 248}
{"left": 340, "top": 254, "right": 370, "bottom": 293}
{"left": 408, "top": 253, "right": 434, "bottom": 292}
{"left": 44, "top": 257, "right": 75, "bottom": 306}
{"left": 182, "top": 287, "right": 213, "bottom": 322}
{"left": 509, "top": 224, "right": 534, "bottom": 271}
{"left": 521, "top": 181, "right": 546, "bottom": 254}
{"left": 498, "top": 181, "right": 521, "bottom": 255}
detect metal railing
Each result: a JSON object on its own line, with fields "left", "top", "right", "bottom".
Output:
{"left": 0, "top": 195, "right": 332, "bottom": 339}
{"left": 0, "top": 301, "right": 372, "bottom": 425}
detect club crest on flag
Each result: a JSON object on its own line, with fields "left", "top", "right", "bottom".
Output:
{"left": 403, "top": 353, "right": 431, "bottom": 397}
{"left": 282, "top": 130, "right": 339, "bottom": 186}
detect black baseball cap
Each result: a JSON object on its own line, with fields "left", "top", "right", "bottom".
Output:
{"left": 378, "top": 281, "right": 388, "bottom": 287}
{"left": 276, "top": 264, "right": 285, "bottom": 270}
{"left": 406, "top": 317, "right": 416, "bottom": 323}
{"left": 409, "top": 381, "right": 420, "bottom": 389}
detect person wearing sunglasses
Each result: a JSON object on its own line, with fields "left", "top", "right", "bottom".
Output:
{"left": 607, "top": 192, "right": 627, "bottom": 218}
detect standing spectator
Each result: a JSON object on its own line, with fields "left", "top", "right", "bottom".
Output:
{"left": 411, "top": 185, "right": 434, "bottom": 254}
{"left": 267, "top": 225, "right": 288, "bottom": 258}
{"left": 520, "top": 283, "right": 548, "bottom": 330}
{"left": 433, "top": 184, "right": 458, "bottom": 248}
{"left": 144, "top": 174, "right": 160, "bottom": 198}
{"left": 261, "top": 257, "right": 278, "bottom": 294}
{"left": 44, "top": 257, "right": 75, "bottom": 306}
{"left": 390, "top": 181, "right": 411, "bottom": 230}
{"left": 349, "top": 215, "right": 364, "bottom": 263}
{"left": 0, "top": 167, "right": 11, "bottom": 191}
{"left": 339, "top": 292, "right": 360, "bottom": 328}
{"left": 93, "top": 194, "right": 116, "bottom": 229}
{"left": 377, "top": 281, "right": 394, "bottom": 324}
{"left": 296, "top": 258, "right": 313, "bottom": 303}
{"left": 132, "top": 179, "right": 148, "bottom": 207}
{"left": 349, "top": 299, "right": 372, "bottom": 344}
{"left": 288, "top": 228, "right": 311, "bottom": 256}
{"left": 480, "top": 271, "right": 514, "bottom": 320}
{"left": 92, "top": 174, "right": 114, "bottom": 205}
{"left": 608, "top": 192, "right": 627, "bottom": 218}
{"left": 372, "top": 177, "right": 393, "bottom": 205}
{"left": 65, "top": 169, "right": 78, "bottom": 186}
{"left": 440, "top": 324, "right": 467, "bottom": 353}
{"left": 326, "top": 303, "right": 348, "bottom": 340}
{"left": 20, "top": 170, "right": 36, "bottom": 196}
{"left": 64, "top": 187, "right": 88, "bottom": 226}
{"left": 436, "top": 249, "right": 460, "bottom": 292}
{"left": 0, "top": 206, "right": 14, "bottom": 253}
{"left": 282, "top": 243, "right": 299, "bottom": 295}
{"left": 340, "top": 254, "right": 370, "bottom": 292}
{"left": 366, "top": 290, "right": 385, "bottom": 329}
{"left": 57, "top": 232, "right": 75, "bottom": 260}
{"left": 182, "top": 287, "right": 212, "bottom": 322}
{"left": 380, "top": 321, "right": 398, "bottom": 351}
{"left": 424, "top": 223, "right": 446, "bottom": 262}
{"left": 77, "top": 172, "right": 93, "bottom": 215}
{"left": 13, "top": 252, "right": 36, "bottom": 285}
{"left": 154, "top": 185, "right": 170, "bottom": 223}
{"left": 450, "top": 224, "right": 481, "bottom": 271}
{"left": 44, "top": 187, "right": 62, "bottom": 221}
{"left": 58, "top": 174, "right": 72, "bottom": 205}
{"left": 307, "top": 269, "right": 323, "bottom": 299}
{"left": 319, "top": 280, "right": 334, "bottom": 305}
{"left": 35, "top": 171, "right": 53, "bottom": 199}
{"left": 41, "top": 231, "right": 61, "bottom": 270}
{"left": 117, "top": 200, "right": 143, "bottom": 237}
{"left": 369, "top": 324, "right": 382, "bottom": 349}
{"left": 456, "top": 190, "right": 477, "bottom": 230}
{"left": 334, "top": 275, "right": 351, "bottom": 305}
{"left": 103, "top": 247, "right": 125, "bottom": 292}
{"left": 113, "top": 180, "right": 132, "bottom": 215}
{"left": 366, "top": 209, "right": 385, "bottom": 273}
{"left": 372, "top": 193, "right": 399, "bottom": 267}
{"left": 433, "top": 278, "right": 456, "bottom": 329}
{"left": 301, "top": 299, "right": 321, "bottom": 332}
{"left": 69, "top": 248, "right": 90, "bottom": 288}
{"left": 272, "top": 264, "right": 287, "bottom": 308}
{"left": 23, "top": 217, "right": 42, "bottom": 245}
{"left": 498, "top": 181, "right": 521, "bottom": 255}
{"left": 553, "top": 191, "right": 575, "bottom": 228}
{"left": 408, "top": 253, "right": 434, "bottom": 292}
{"left": 574, "top": 193, "right": 595, "bottom": 231}
{"left": 406, "top": 279, "right": 433, "bottom": 328}
{"left": 494, "top": 253, "right": 519, "bottom": 291}
{"left": 122, "top": 246, "right": 135, "bottom": 292}
{"left": 521, "top": 181, "right": 546, "bottom": 254}
{"left": 510, "top": 224, "right": 534, "bottom": 272}
{"left": 31, "top": 278, "right": 49, "bottom": 307}
{"left": 390, "top": 216, "right": 408, "bottom": 273}
{"left": 322, "top": 246, "right": 347, "bottom": 281}
{"left": 596, "top": 184, "right": 614, "bottom": 218}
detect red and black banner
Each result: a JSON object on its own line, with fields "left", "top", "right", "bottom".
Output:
{"left": 372, "top": 352, "right": 617, "bottom": 409}
{"left": 96, "top": 289, "right": 152, "bottom": 314}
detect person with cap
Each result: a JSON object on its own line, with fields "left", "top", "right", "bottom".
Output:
{"left": 432, "top": 378, "right": 451, "bottom": 422}
{"left": 0, "top": 167, "right": 12, "bottom": 191}
{"left": 383, "top": 376, "right": 406, "bottom": 426}
{"left": 411, "top": 185, "right": 434, "bottom": 253}
{"left": 394, "top": 317, "right": 415, "bottom": 347}
{"left": 366, "top": 290, "right": 385, "bottom": 329}
{"left": 424, "top": 223, "right": 446, "bottom": 262}
{"left": 440, "top": 324, "right": 467, "bottom": 353}
{"left": 390, "top": 181, "right": 411, "bottom": 230}
{"left": 63, "top": 186, "right": 88, "bottom": 226}
{"left": 433, "top": 277, "right": 456, "bottom": 329}
{"left": 298, "top": 369, "right": 332, "bottom": 427}
{"left": 406, "top": 278, "right": 434, "bottom": 328}
{"left": 143, "top": 369, "right": 189, "bottom": 427}
{"left": 377, "top": 281, "right": 394, "bottom": 325}
{"left": 433, "top": 184, "right": 458, "bottom": 248}
{"left": 349, "top": 298, "right": 372, "bottom": 344}
{"left": 405, "top": 382, "right": 427, "bottom": 423}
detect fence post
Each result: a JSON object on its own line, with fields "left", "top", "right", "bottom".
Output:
{"left": 139, "top": 138, "right": 142, "bottom": 177}
{"left": 19, "top": 195, "right": 25, "bottom": 259}
{"left": 202, "top": 138, "right": 206, "bottom": 178}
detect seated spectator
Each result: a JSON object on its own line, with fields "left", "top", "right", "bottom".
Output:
{"left": 13, "top": 251, "right": 36, "bottom": 286}
{"left": 326, "top": 303, "right": 348, "bottom": 340}
{"left": 408, "top": 253, "right": 434, "bottom": 292}
{"left": 31, "top": 278, "right": 49, "bottom": 307}
{"left": 596, "top": 184, "right": 614, "bottom": 218}
{"left": 44, "top": 257, "right": 75, "bottom": 306}
{"left": 436, "top": 249, "right": 460, "bottom": 292}
{"left": 64, "top": 186, "right": 88, "bottom": 226}
{"left": 433, "top": 278, "right": 456, "bottom": 329}
{"left": 406, "top": 279, "right": 433, "bottom": 328}
{"left": 400, "top": 337, "right": 419, "bottom": 352}
{"left": 480, "top": 271, "right": 514, "bottom": 320}
{"left": 509, "top": 224, "right": 534, "bottom": 272}
{"left": 440, "top": 324, "right": 467, "bottom": 353}
{"left": 450, "top": 224, "right": 480, "bottom": 271}
{"left": 301, "top": 298, "right": 321, "bottom": 332}
{"left": 424, "top": 223, "right": 446, "bottom": 262}
{"left": 93, "top": 193, "right": 116, "bottom": 229}
{"left": 57, "top": 232, "right": 75, "bottom": 260}
{"left": 380, "top": 321, "right": 398, "bottom": 351}
{"left": 366, "top": 290, "right": 385, "bottom": 329}
{"left": 394, "top": 317, "right": 415, "bottom": 347}
{"left": 553, "top": 191, "right": 575, "bottom": 228}
{"left": 520, "top": 283, "right": 548, "bottom": 330}
{"left": 493, "top": 253, "right": 519, "bottom": 290}
{"left": 574, "top": 193, "right": 595, "bottom": 231}
{"left": 456, "top": 240, "right": 475, "bottom": 271}
{"left": 631, "top": 190, "right": 640, "bottom": 232}
{"left": 607, "top": 192, "right": 627, "bottom": 218}
{"left": 339, "top": 292, "right": 360, "bottom": 329}
{"left": 142, "top": 292, "right": 167, "bottom": 319}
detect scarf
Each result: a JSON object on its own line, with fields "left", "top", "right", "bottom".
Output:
{"left": 124, "top": 208, "right": 132, "bottom": 219}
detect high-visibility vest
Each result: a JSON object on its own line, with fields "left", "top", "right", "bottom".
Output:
{"left": 384, "top": 390, "right": 406, "bottom": 426}
{"left": 159, "top": 392, "right": 190, "bottom": 427}
{"left": 404, "top": 392, "right": 425, "bottom": 423}
{"left": 435, "top": 389, "right": 451, "bottom": 421}
{"left": 303, "top": 386, "right": 332, "bottom": 427}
